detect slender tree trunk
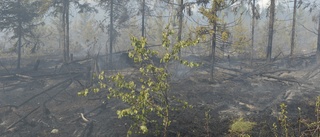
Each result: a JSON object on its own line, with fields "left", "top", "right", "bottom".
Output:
{"left": 17, "top": 0, "right": 22, "bottom": 69}
{"left": 250, "top": 0, "right": 255, "bottom": 65}
{"left": 141, "top": 0, "right": 145, "bottom": 37}
{"left": 178, "top": 0, "right": 183, "bottom": 58}
{"left": 17, "top": 19, "right": 22, "bottom": 69}
{"left": 66, "top": 0, "right": 70, "bottom": 62}
{"left": 290, "top": 0, "right": 297, "bottom": 56}
{"left": 222, "top": 25, "right": 225, "bottom": 56}
{"left": 317, "top": 12, "right": 320, "bottom": 63}
{"left": 58, "top": 12, "right": 63, "bottom": 49}
{"left": 266, "top": 0, "right": 275, "bottom": 62}
{"left": 62, "top": 0, "right": 66, "bottom": 62}
{"left": 109, "top": 0, "right": 114, "bottom": 67}
{"left": 210, "top": 1, "right": 217, "bottom": 81}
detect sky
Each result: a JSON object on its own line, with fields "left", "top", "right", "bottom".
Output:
{"left": 258, "top": 0, "right": 269, "bottom": 8}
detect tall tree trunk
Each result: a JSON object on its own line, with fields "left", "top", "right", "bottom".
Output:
{"left": 62, "top": 0, "right": 66, "bottom": 62}
{"left": 62, "top": 0, "right": 70, "bottom": 63}
{"left": 290, "top": 0, "right": 297, "bottom": 56}
{"left": 210, "top": 1, "right": 217, "bottom": 81}
{"left": 109, "top": 0, "right": 114, "bottom": 67}
{"left": 141, "top": 0, "right": 145, "bottom": 37}
{"left": 17, "top": 19, "right": 22, "bottom": 69}
{"left": 66, "top": 0, "right": 70, "bottom": 62}
{"left": 266, "top": 0, "right": 275, "bottom": 62}
{"left": 250, "top": 0, "right": 255, "bottom": 65}
{"left": 317, "top": 12, "right": 320, "bottom": 63}
{"left": 178, "top": 0, "right": 183, "bottom": 58}
{"left": 17, "top": 0, "right": 22, "bottom": 69}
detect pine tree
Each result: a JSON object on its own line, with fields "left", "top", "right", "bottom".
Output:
{"left": 0, "top": 0, "right": 44, "bottom": 69}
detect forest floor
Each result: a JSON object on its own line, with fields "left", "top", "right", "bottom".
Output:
{"left": 0, "top": 53, "right": 319, "bottom": 137}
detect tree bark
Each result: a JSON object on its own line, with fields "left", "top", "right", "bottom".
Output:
{"left": 66, "top": 0, "right": 70, "bottom": 62}
{"left": 250, "top": 0, "right": 255, "bottom": 65}
{"left": 62, "top": 0, "right": 66, "bottom": 62}
{"left": 62, "top": 0, "right": 70, "bottom": 63}
{"left": 17, "top": 20, "right": 22, "bottom": 70}
{"left": 266, "top": 0, "right": 275, "bottom": 62}
{"left": 17, "top": 0, "right": 22, "bottom": 69}
{"left": 178, "top": 0, "right": 183, "bottom": 58}
{"left": 141, "top": 0, "right": 145, "bottom": 37}
{"left": 210, "top": 1, "right": 217, "bottom": 81}
{"left": 317, "top": 12, "right": 320, "bottom": 63}
{"left": 109, "top": 0, "right": 114, "bottom": 67}
{"left": 290, "top": 0, "right": 297, "bottom": 56}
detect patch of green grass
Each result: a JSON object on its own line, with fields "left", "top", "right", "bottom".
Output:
{"left": 229, "top": 118, "right": 256, "bottom": 136}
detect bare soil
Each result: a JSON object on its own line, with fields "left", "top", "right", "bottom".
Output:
{"left": 0, "top": 53, "right": 319, "bottom": 137}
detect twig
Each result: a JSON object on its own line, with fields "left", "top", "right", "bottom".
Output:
{"left": 69, "top": 102, "right": 107, "bottom": 123}
{"left": 80, "top": 113, "right": 89, "bottom": 122}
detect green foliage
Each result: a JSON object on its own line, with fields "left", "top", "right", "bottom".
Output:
{"left": 229, "top": 118, "right": 256, "bottom": 137}
{"left": 279, "top": 103, "right": 289, "bottom": 137}
{"left": 0, "top": 0, "right": 43, "bottom": 37}
{"left": 299, "top": 96, "right": 320, "bottom": 136}
{"left": 271, "top": 97, "right": 320, "bottom": 137}
{"left": 79, "top": 25, "right": 199, "bottom": 136}
{"left": 204, "top": 110, "right": 211, "bottom": 136}
{"left": 231, "top": 18, "right": 250, "bottom": 55}
{"left": 198, "top": 0, "right": 225, "bottom": 25}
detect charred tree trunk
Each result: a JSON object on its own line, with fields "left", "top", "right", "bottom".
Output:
{"left": 266, "top": 0, "right": 275, "bottom": 62}
{"left": 17, "top": 0, "right": 22, "bottom": 69}
{"left": 141, "top": 0, "right": 145, "bottom": 37}
{"left": 17, "top": 19, "right": 22, "bottom": 69}
{"left": 108, "top": 0, "right": 114, "bottom": 67}
{"left": 62, "top": 0, "right": 70, "bottom": 63}
{"left": 210, "top": 1, "right": 217, "bottom": 81}
{"left": 62, "top": 0, "right": 67, "bottom": 63}
{"left": 66, "top": 0, "right": 70, "bottom": 62}
{"left": 317, "top": 12, "right": 320, "bottom": 63}
{"left": 178, "top": 0, "right": 183, "bottom": 58}
{"left": 250, "top": 0, "right": 255, "bottom": 65}
{"left": 290, "top": 0, "right": 297, "bottom": 56}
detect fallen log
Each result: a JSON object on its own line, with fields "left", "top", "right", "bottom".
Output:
{"left": 6, "top": 106, "right": 40, "bottom": 130}
{"left": 261, "top": 74, "right": 313, "bottom": 86}
{"left": 15, "top": 74, "right": 33, "bottom": 79}
{"left": 17, "top": 74, "right": 81, "bottom": 108}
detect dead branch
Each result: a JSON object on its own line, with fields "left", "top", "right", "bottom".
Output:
{"left": 44, "top": 80, "right": 72, "bottom": 104}
{"left": 81, "top": 121, "right": 94, "bottom": 137}
{"left": 261, "top": 74, "right": 312, "bottom": 85}
{"left": 0, "top": 60, "right": 10, "bottom": 74}
{"left": 15, "top": 74, "right": 33, "bottom": 79}
{"left": 17, "top": 74, "right": 81, "bottom": 108}
{"left": 80, "top": 113, "right": 89, "bottom": 122}
{"left": 6, "top": 106, "right": 40, "bottom": 130}
{"left": 0, "top": 74, "right": 33, "bottom": 80}
{"left": 304, "top": 63, "right": 320, "bottom": 79}
{"left": 69, "top": 102, "right": 107, "bottom": 123}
